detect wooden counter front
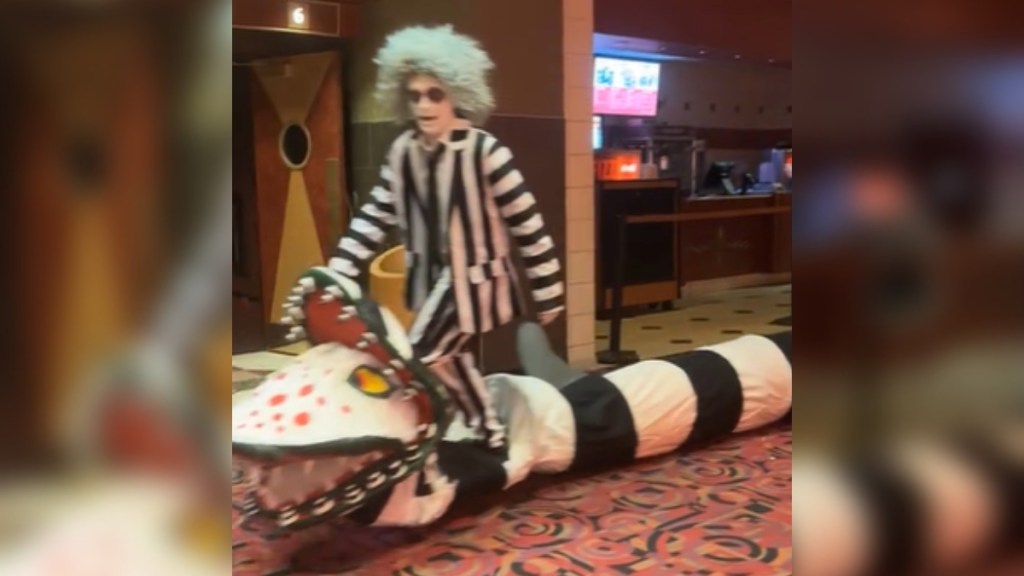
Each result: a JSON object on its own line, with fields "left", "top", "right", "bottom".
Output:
{"left": 678, "top": 192, "right": 791, "bottom": 285}
{"left": 596, "top": 190, "right": 791, "bottom": 314}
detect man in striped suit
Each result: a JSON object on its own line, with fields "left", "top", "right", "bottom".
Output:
{"left": 330, "top": 25, "right": 564, "bottom": 450}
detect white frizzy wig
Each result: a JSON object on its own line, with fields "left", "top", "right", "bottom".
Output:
{"left": 374, "top": 24, "right": 496, "bottom": 126}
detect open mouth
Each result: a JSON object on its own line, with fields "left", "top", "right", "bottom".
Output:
{"left": 236, "top": 429, "right": 435, "bottom": 529}
{"left": 417, "top": 116, "right": 437, "bottom": 123}
{"left": 234, "top": 384, "right": 441, "bottom": 530}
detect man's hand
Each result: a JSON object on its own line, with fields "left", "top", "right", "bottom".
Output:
{"left": 537, "top": 307, "right": 563, "bottom": 326}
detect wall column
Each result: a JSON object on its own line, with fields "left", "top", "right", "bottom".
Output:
{"left": 563, "top": 0, "right": 596, "bottom": 366}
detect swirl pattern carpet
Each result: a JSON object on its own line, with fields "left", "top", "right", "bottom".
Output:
{"left": 232, "top": 419, "right": 792, "bottom": 575}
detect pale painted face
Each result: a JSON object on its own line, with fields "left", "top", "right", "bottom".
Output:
{"left": 406, "top": 74, "right": 456, "bottom": 141}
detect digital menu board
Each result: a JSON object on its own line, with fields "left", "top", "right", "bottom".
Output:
{"left": 593, "top": 57, "right": 661, "bottom": 117}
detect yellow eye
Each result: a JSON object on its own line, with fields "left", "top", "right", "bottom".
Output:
{"left": 350, "top": 367, "right": 394, "bottom": 398}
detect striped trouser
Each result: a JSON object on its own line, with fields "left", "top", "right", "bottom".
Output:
{"left": 408, "top": 269, "right": 506, "bottom": 449}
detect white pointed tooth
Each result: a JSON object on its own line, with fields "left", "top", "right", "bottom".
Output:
{"left": 341, "top": 305, "right": 356, "bottom": 315}
{"left": 289, "top": 327, "right": 306, "bottom": 339}
{"left": 356, "top": 339, "right": 370, "bottom": 350}
{"left": 426, "top": 453, "right": 439, "bottom": 467}
{"left": 338, "top": 312, "right": 354, "bottom": 322}
{"left": 367, "top": 472, "right": 385, "bottom": 488}
{"left": 281, "top": 316, "right": 296, "bottom": 326}
{"left": 400, "top": 389, "right": 417, "bottom": 401}
{"left": 313, "top": 498, "right": 334, "bottom": 515}
{"left": 362, "top": 332, "right": 378, "bottom": 344}
{"left": 389, "top": 359, "right": 405, "bottom": 370}
{"left": 291, "top": 286, "right": 305, "bottom": 296}
{"left": 382, "top": 367, "right": 397, "bottom": 378}
{"left": 387, "top": 460, "right": 401, "bottom": 471}
{"left": 288, "top": 307, "right": 305, "bottom": 320}
{"left": 416, "top": 423, "right": 427, "bottom": 433}
{"left": 299, "top": 278, "right": 315, "bottom": 292}
{"left": 404, "top": 443, "right": 420, "bottom": 453}
{"left": 326, "top": 286, "right": 344, "bottom": 299}
{"left": 343, "top": 488, "right": 365, "bottom": 504}
{"left": 278, "top": 508, "right": 299, "bottom": 526}
{"left": 320, "top": 293, "right": 336, "bottom": 303}
{"left": 426, "top": 423, "right": 437, "bottom": 438}
{"left": 343, "top": 484, "right": 360, "bottom": 495}
{"left": 390, "top": 463, "right": 408, "bottom": 477}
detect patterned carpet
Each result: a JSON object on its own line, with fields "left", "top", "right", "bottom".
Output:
{"left": 231, "top": 393, "right": 792, "bottom": 575}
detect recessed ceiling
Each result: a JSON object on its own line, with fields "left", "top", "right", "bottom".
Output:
{"left": 594, "top": 0, "right": 791, "bottom": 65}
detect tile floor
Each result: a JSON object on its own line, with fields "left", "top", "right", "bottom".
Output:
{"left": 594, "top": 283, "right": 792, "bottom": 362}
{"left": 232, "top": 284, "right": 792, "bottom": 379}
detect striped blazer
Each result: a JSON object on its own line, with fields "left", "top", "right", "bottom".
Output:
{"left": 332, "top": 123, "right": 564, "bottom": 334}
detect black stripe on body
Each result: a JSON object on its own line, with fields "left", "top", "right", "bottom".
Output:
{"left": 522, "top": 247, "right": 557, "bottom": 269}
{"left": 952, "top": 435, "right": 1024, "bottom": 551}
{"left": 534, "top": 294, "right": 563, "bottom": 313}
{"left": 425, "top": 146, "right": 444, "bottom": 279}
{"left": 437, "top": 440, "right": 508, "bottom": 501}
{"left": 450, "top": 151, "right": 483, "bottom": 333}
{"left": 400, "top": 151, "right": 423, "bottom": 307}
{"left": 400, "top": 150, "right": 418, "bottom": 250}
{"left": 495, "top": 183, "right": 528, "bottom": 208}
{"left": 488, "top": 155, "right": 515, "bottom": 187}
{"left": 529, "top": 274, "right": 562, "bottom": 291}
{"left": 358, "top": 210, "right": 391, "bottom": 235}
{"left": 411, "top": 292, "right": 457, "bottom": 359}
{"left": 562, "top": 374, "right": 639, "bottom": 473}
{"left": 505, "top": 203, "right": 538, "bottom": 228}
{"left": 473, "top": 135, "right": 498, "bottom": 270}
{"left": 514, "top": 225, "right": 547, "bottom": 247}
{"left": 346, "top": 228, "right": 380, "bottom": 253}
{"left": 336, "top": 247, "right": 363, "bottom": 267}
{"left": 474, "top": 135, "right": 502, "bottom": 326}
{"left": 845, "top": 457, "right": 925, "bottom": 576}
{"left": 767, "top": 331, "right": 793, "bottom": 420}
{"left": 667, "top": 350, "right": 744, "bottom": 448}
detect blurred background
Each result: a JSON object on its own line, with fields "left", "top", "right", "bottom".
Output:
{"left": 0, "top": 0, "right": 231, "bottom": 573}
{"left": 795, "top": 1, "right": 1024, "bottom": 574}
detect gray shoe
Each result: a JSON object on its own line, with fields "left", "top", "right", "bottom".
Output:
{"left": 516, "top": 322, "right": 586, "bottom": 390}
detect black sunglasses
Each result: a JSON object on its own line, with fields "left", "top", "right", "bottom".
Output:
{"left": 407, "top": 87, "right": 447, "bottom": 104}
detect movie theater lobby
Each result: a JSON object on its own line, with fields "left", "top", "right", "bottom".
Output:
{"left": 232, "top": 0, "right": 792, "bottom": 573}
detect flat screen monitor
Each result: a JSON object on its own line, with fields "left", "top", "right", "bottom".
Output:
{"left": 702, "top": 161, "right": 737, "bottom": 194}
{"left": 593, "top": 57, "right": 661, "bottom": 117}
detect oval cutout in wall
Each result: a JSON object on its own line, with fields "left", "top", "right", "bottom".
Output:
{"left": 279, "top": 123, "right": 311, "bottom": 169}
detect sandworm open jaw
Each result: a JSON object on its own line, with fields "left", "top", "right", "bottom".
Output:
{"left": 234, "top": 431, "right": 436, "bottom": 530}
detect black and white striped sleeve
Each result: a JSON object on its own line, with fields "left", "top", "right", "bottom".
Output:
{"left": 483, "top": 137, "right": 565, "bottom": 314}
{"left": 329, "top": 160, "right": 399, "bottom": 280}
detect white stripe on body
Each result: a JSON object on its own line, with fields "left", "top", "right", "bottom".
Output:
{"left": 698, "top": 334, "right": 793, "bottom": 433}
{"left": 603, "top": 361, "right": 699, "bottom": 459}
